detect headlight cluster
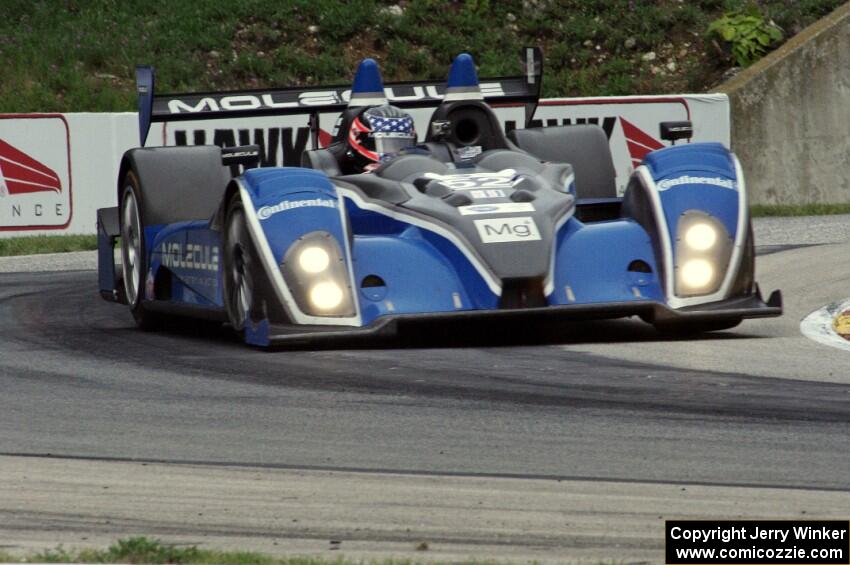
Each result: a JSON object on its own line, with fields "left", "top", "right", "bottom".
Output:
{"left": 674, "top": 211, "right": 733, "bottom": 297}
{"left": 281, "top": 231, "right": 355, "bottom": 317}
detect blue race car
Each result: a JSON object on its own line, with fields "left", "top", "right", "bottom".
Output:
{"left": 97, "top": 49, "right": 781, "bottom": 347}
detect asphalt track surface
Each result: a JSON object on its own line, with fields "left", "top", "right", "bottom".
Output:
{"left": 1, "top": 221, "right": 849, "bottom": 561}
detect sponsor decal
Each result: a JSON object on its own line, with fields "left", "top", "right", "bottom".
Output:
{"left": 0, "top": 115, "right": 72, "bottom": 231}
{"left": 474, "top": 216, "right": 541, "bottom": 243}
{"left": 167, "top": 92, "right": 341, "bottom": 114}
{"left": 453, "top": 145, "right": 483, "bottom": 160}
{"left": 657, "top": 175, "right": 737, "bottom": 191}
{"left": 160, "top": 242, "right": 220, "bottom": 272}
{"left": 469, "top": 189, "right": 507, "bottom": 199}
{"left": 223, "top": 149, "right": 259, "bottom": 159}
{"left": 424, "top": 169, "right": 518, "bottom": 191}
{"left": 163, "top": 83, "right": 507, "bottom": 114}
{"left": 257, "top": 197, "right": 337, "bottom": 220}
{"left": 458, "top": 202, "right": 535, "bottom": 216}
{"left": 180, "top": 273, "right": 218, "bottom": 290}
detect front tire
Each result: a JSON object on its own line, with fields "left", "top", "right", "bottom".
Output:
{"left": 222, "top": 194, "right": 258, "bottom": 333}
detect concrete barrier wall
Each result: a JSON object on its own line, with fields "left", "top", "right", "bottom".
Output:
{"left": 719, "top": 2, "right": 850, "bottom": 205}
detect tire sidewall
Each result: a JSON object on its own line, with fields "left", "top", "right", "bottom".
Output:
{"left": 120, "top": 172, "right": 146, "bottom": 313}
{"left": 222, "top": 193, "right": 251, "bottom": 332}
{"left": 120, "top": 171, "right": 166, "bottom": 331}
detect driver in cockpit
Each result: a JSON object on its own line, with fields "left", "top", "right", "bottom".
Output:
{"left": 342, "top": 104, "right": 417, "bottom": 174}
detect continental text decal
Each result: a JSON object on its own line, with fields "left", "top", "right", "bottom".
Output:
{"left": 657, "top": 175, "right": 737, "bottom": 191}
{"left": 257, "top": 198, "right": 337, "bottom": 220}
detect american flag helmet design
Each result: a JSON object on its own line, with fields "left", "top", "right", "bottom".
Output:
{"left": 348, "top": 104, "right": 417, "bottom": 167}
{"left": 366, "top": 115, "right": 415, "bottom": 136}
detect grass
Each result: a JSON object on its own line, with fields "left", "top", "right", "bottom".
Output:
{"left": 0, "top": 536, "right": 505, "bottom": 565}
{"left": 0, "top": 234, "right": 97, "bottom": 256}
{"left": 0, "top": 0, "right": 845, "bottom": 112}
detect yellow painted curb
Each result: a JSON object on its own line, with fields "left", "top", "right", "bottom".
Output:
{"left": 833, "top": 309, "right": 850, "bottom": 340}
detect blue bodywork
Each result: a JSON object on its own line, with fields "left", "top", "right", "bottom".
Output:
{"left": 128, "top": 141, "right": 741, "bottom": 331}
{"left": 95, "top": 141, "right": 781, "bottom": 347}
{"left": 147, "top": 222, "right": 222, "bottom": 307}
{"left": 646, "top": 142, "right": 741, "bottom": 244}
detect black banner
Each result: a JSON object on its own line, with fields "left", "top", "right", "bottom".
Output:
{"left": 666, "top": 520, "right": 849, "bottom": 564}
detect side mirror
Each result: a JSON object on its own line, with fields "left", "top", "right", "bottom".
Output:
{"left": 660, "top": 121, "right": 693, "bottom": 145}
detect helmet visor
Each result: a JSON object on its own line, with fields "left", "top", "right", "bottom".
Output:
{"left": 373, "top": 133, "right": 416, "bottom": 158}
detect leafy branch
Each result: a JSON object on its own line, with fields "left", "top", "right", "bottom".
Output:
{"left": 708, "top": 6, "right": 783, "bottom": 67}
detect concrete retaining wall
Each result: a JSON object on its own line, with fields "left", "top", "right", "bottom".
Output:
{"left": 719, "top": 2, "right": 850, "bottom": 205}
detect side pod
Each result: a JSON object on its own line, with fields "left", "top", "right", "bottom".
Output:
{"left": 97, "top": 207, "right": 126, "bottom": 304}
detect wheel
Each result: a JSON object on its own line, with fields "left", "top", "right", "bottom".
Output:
{"left": 222, "top": 194, "right": 257, "bottom": 333}
{"left": 120, "top": 171, "right": 162, "bottom": 330}
{"left": 653, "top": 317, "right": 742, "bottom": 336}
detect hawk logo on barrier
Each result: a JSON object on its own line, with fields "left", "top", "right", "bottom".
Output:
{"left": 0, "top": 139, "right": 63, "bottom": 197}
{"left": 0, "top": 115, "right": 72, "bottom": 231}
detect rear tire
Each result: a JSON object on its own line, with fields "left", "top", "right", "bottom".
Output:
{"left": 120, "top": 171, "right": 163, "bottom": 330}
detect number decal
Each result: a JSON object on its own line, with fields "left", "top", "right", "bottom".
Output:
{"left": 424, "top": 169, "right": 518, "bottom": 191}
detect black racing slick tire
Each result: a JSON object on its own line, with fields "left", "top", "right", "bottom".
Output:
{"left": 222, "top": 193, "right": 260, "bottom": 334}
{"left": 119, "top": 171, "right": 163, "bottom": 330}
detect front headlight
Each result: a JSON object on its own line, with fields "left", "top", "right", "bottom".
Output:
{"left": 680, "top": 258, "right": 714, "bottom": 289}
{"left": 674, "top": 212, "right": 732, "bottom": 297}
{"left": 310, "top": 281, "right": 344, "bottom": 310}
{"left": 281, "top": 231, "right": 355, "bottom": 317}
{"left": 683, "top": 223, "right": 717, "bottom": 251}
{"left": 298, "top": 246, "right": 331, "bottom": 273}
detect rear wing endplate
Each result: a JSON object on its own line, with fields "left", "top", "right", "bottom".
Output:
{"left": 135, "top": 47, "right": 543, "bottom": 146}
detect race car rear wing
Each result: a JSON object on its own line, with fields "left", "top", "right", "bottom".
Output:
{"left": 135, "top": 47, "right": 543, "bottom": 146}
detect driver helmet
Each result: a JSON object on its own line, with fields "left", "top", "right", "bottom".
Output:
{"left": 347, "top": 104, "right": 416, "bottom": 171}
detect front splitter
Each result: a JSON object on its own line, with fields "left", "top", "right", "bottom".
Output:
{"left": 249, "top": 288, "right": 782, "bottom": 349}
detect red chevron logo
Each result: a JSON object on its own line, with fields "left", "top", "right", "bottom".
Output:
{"left": 0, "top": 138, "right": 62, "bottom": 196}
{"left": 620, "top": 116, "right": 664, "bottom": 169}
{"left": 318, "top": 128, "right": 332, "bottom": 148}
